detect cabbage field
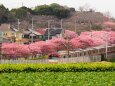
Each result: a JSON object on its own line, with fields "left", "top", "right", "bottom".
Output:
{"left": 0, "top": 72, "right": 115, "bottom": 86}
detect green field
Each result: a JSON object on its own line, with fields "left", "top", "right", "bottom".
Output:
{"left": 0, "top": 72, "right": 115, "bottom": 86}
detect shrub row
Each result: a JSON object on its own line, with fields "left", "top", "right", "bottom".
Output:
{"left": 0, "top": 62, "right": 115, "bottom": 72}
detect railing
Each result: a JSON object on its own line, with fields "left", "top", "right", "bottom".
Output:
{"left": 0, "top": 55, "right": 101, "bottom": 64}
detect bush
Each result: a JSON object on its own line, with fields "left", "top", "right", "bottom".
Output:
{"left": 0, "top": 62, "right": 115, "bottom": 72}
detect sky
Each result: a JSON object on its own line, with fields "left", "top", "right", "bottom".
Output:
{"left": 0, "top": 0, "right": 115, "bottom": 18}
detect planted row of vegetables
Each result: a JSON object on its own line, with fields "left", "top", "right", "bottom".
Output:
{"left": 0, "top": 72, "right": 115, "bottom": 86}
{"left": 0, "top": 62, "right": 115, "bottom": 72}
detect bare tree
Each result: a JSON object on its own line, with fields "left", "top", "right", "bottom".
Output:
{"left": 103, "top": 11, "right": 112, "bottom": 19}
{"left": 78, "top": 4, "right": 90, "bottom": 11}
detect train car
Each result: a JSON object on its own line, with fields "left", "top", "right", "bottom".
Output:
{"left": 59, "top": 44, "right": 115, "bottom": 58}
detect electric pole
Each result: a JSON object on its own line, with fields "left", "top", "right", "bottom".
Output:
{"left": 31, "top": 17, "right": 34, "bottom": 43}
{"left": 61, "top": 19, "right": 64, "bottom": 36}
{"left": 0, "top": 42, "right": 2, "bottom": 62}
{"left": 22, "top": 2, "right": 24, "bottom": 7}
{"left": 67, "top": 35, "right": 70, "bottom": 58}
{"left": 61, "top": 19, "right": 63, "bottom": 29}
{"left": 106, "top": 32, "right": 108, "bottom": 59}
{"left": 18, "top": 19, "right": 20, "bottom": 31}
{"left": 0, "top": 32, "right": 3, "bottom": 62}
{"left": 48, "top": 20, "right": 50, "bottom": 40}
{"left": 75, "top": 20, "right": 77, "bottom": 33}
{"left": 89, "top": 21, "right": 92, "bottom": 38}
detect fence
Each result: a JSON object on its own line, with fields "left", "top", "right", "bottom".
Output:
{"left": 0, "top": 55, "right": 101, "bottom": 64}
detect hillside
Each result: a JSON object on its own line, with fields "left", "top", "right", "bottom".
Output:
{"left": 10, "top": 11, "right": 111, "bottom": 33}
{"left": 0, "top": 3, "right": 114, "bottom": 33}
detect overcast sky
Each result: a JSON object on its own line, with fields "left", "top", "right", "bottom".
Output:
{"left": 0, "top": 0, "right": 115, "bottom": 17}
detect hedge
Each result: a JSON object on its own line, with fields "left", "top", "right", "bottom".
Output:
{"left": 0, "top": 62, "right": 115, "bottom": 72}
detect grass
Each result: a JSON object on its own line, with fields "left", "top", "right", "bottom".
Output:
{"left": 0, "top": 72, "right": 115, "bottom": 86}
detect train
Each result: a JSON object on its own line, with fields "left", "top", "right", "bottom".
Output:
{"left": 59, "top": 44, "right": 115, "bottom": 58}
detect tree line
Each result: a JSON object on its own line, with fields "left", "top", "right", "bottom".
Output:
{"left": 0, "top": 3, "right": 75, "bottom": 24}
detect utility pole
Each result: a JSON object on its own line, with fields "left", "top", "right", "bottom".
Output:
{"left": 89, "top": 21, "right": 92, "bottom": 38}
{"left": 67, "top": 35, "right": 70, "bottom": 58}
{"left": 0, "top": 42, "right": 2, "bottom": 62}
{"left": 61, "top": 19, "right": 63, "bottom": 29}
{"left": 0, "top": 32, "right": 3, "bottom": 62}
{"left": 48, "top": 20, "right": 50, "bottom": 40}
{"left": 31, "top": 17, "right": 34, "bottom": 43}
{"left": 106, "top": 32, "right": 108, "bottom": 59}
{"left": 61, "top": 19, "right": 65, "bottom": 36}
{"left": 22, "top": 2, "right": 24, "bottom": 7}
{"left": 15, "top": 19, "right": 20, "bottom": 42}
{"left": 75, "top": 20, "right": 77, "bottom": 33}
{"left": 18, "top": 19, "right": 20, "bottom": 31}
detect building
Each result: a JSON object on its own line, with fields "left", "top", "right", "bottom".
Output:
{"left": 0, "top": 24, "right": 24, "bottom": 43}
{"left": 0, "top": 24, "right": 14, "bottom": 42}
{"left": 44, "top": 28, "right": 63, "bottom": 40}
{"left": 11, "top": 27, "right": 23, "bottom": 43}
{"left": 23, "top": 29, "right": 43, "bottom": 42}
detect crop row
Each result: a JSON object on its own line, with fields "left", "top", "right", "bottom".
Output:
{"left": 0, "top": 62, "right": 115, "bottom": 72}
{"left": 0, "top": 72, "right": 115, "bottom": 86}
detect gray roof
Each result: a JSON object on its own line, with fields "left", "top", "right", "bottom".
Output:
{"left": 45, "top": 28, "right": 62, "bottom": 36}
{"left": 44, "top": 28, "right": 63, "bottom": 39}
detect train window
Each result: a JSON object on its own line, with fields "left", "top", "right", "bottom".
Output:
{"left": 108, "top": 47, "right": 110, "bottom": 51}
{"left": 69, "top": 55, "right": 72, "bottom": 57}
{"left": 82, "top": 52, "right": 84, "bottom": 56}
{"left": 112, "top": 47, "right": 115, "bottom": 51}
{"left": 71, "top": 54, "right": 73, "bottom": 57}
{"left": 99, "top": 49, "right": 101, "bottom": 53}
{"left": 113, "top": 47, "right": 115, "bottom": 51}
{"left": 111, "top": 47, "right": 113, "bottom": 51}
{"left": 91, "top": 50, "right": 93, "bottom": 54}
{"left": 78, "top": 53, "right": 80, "bottom": 57}
{"left": 79, "top": 53, "right": 81, "bottom": 56}
{"left": 75, "top": 53, "right": 78, "bottom": 57}
{"left": 63, "top": 55, "right": 66, "bottom": 58}
{"left": 101, "top": 49, "right": 103, "bottom": 52}
{"left": 102, "top": 48, "right": 104, "bottom": 52}
{"left": 94, "top": 50, "right": 97, "bottom": 54}
{"left": 100, "top": 48, "right": 104, "bottom": 53}
{"left": 73, "top": 54, "right": 75, "bottom": 57}
{"left": 92, "top": 50, "right": 95, "bottom": 54}
{"left": 86, "top": 51, "right": 88, "bottom": 55}
{"left": 88, "top": 51, "right": 91, "bottom": 54}
{"left": 84, "top": 52, "right": 86, "bottom": 56}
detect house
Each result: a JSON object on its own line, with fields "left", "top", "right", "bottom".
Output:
{"left": 0, "top": 24, "right": 14, "bottom": 42}
{"left": 44, "top": 28, "right": 63, "bottom": 40}
{"left": 23, "top": 29, "right": 43, "bottom": 42}
{"left": 11, "top": 27, "right": 23, "bottom": 43}
{"left": 0, "top": 24, "right": 13, "bottom": 37}
{"left": 36, "top": 28, "right": 46, "bottom": 41}
{"left": 0, "top": 24, "right": 24, "bottom": 43}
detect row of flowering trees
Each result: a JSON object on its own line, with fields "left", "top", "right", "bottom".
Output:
{"left": 1, "top": 30, "right": 115, "bottom": 58}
